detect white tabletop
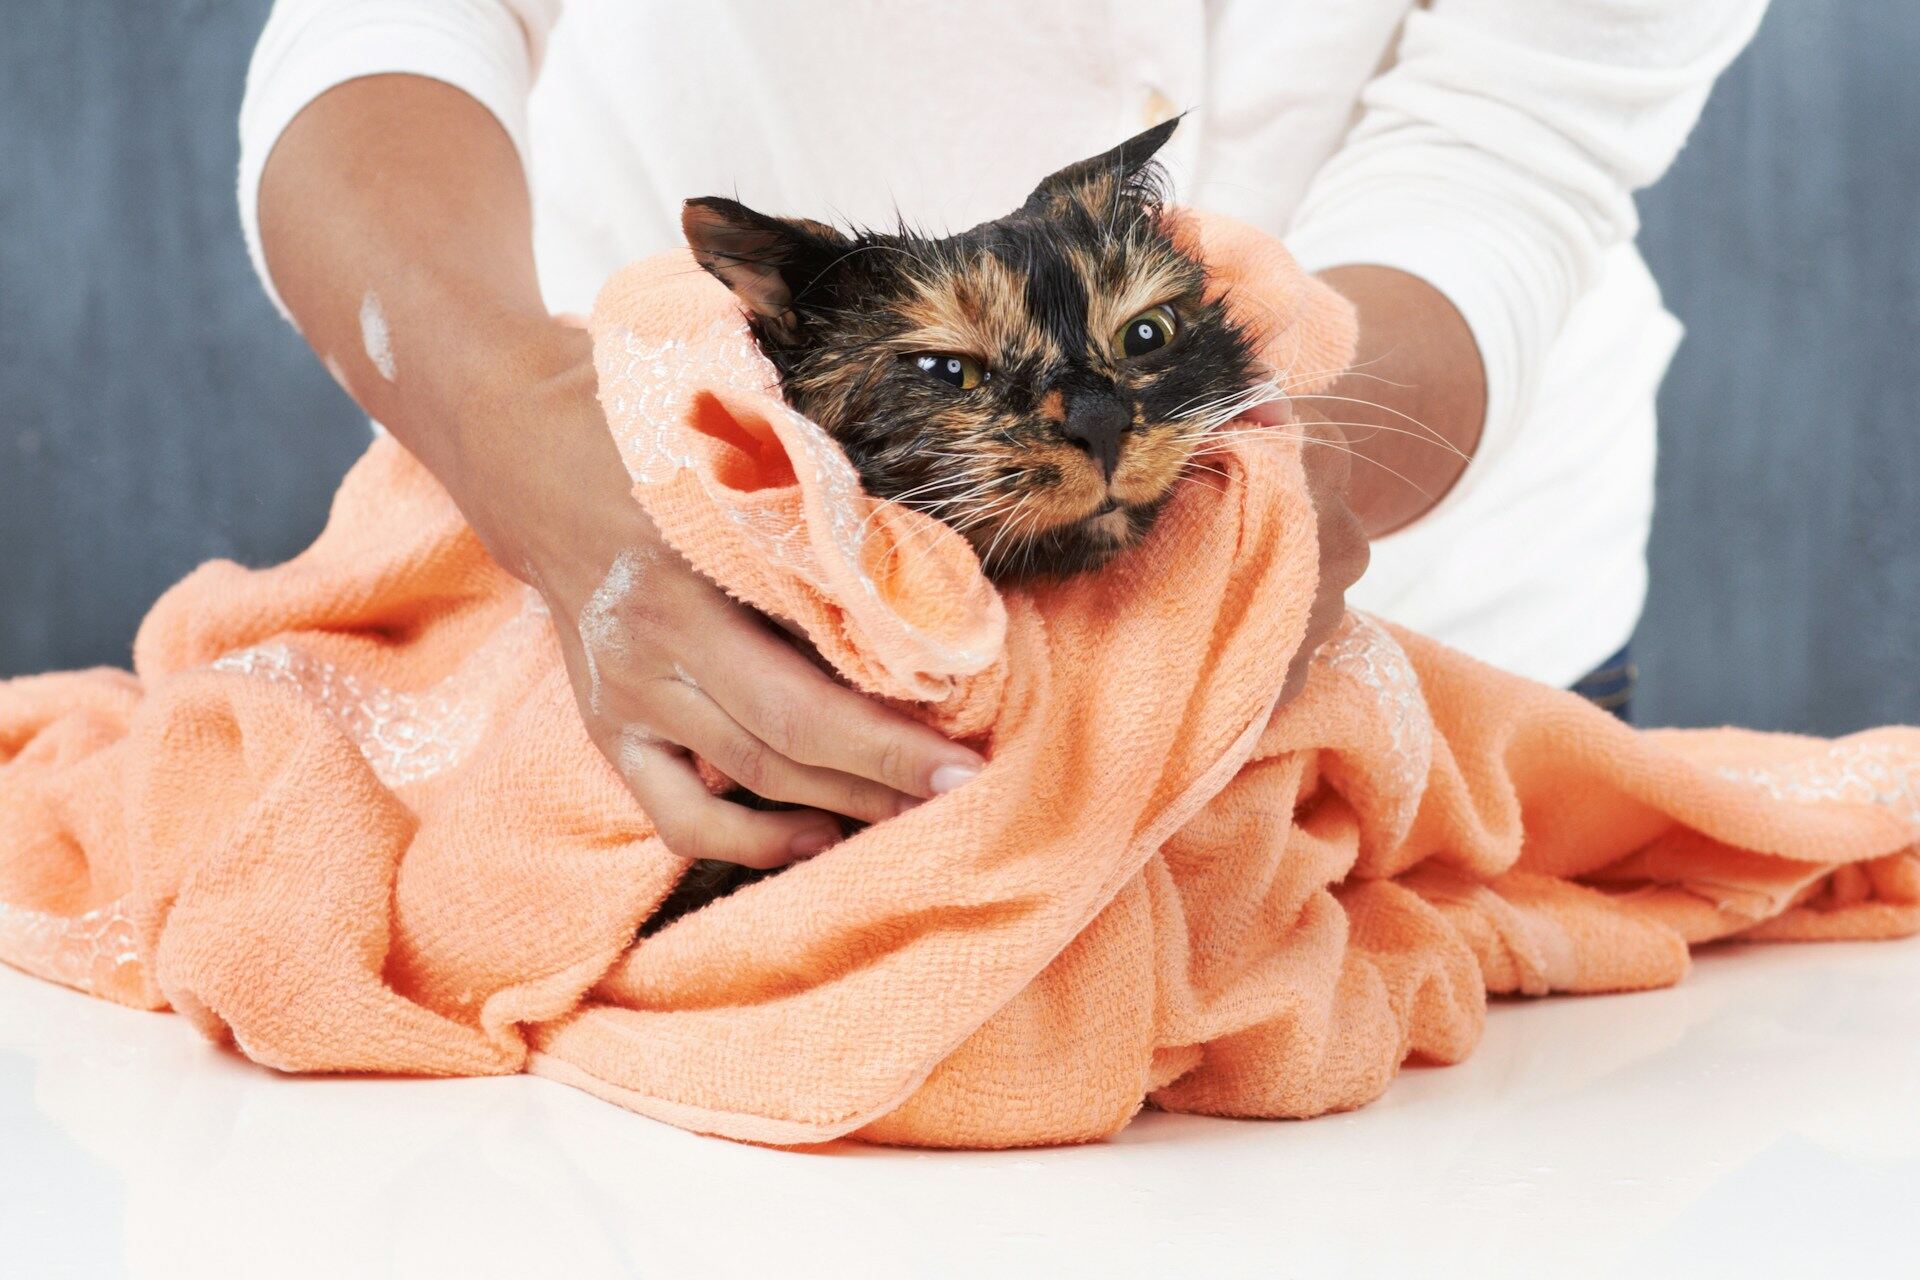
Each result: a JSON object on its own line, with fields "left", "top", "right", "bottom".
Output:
{"left": 3, "top": 939, "right": 1916, "bottom": 1279}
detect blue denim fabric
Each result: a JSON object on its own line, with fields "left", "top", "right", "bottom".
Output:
{"left": 1570, "top": 644, "right": 1635, "bottom": 723}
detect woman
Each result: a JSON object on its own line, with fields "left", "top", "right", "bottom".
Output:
{"left": 241, "top": 0, "right": 1765, "bottom": 868}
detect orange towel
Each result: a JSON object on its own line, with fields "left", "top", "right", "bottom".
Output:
{"left": 2, "top": 212, "right": 1915, "bottom": 1149}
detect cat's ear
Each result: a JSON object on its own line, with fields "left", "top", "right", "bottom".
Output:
{"left": 682, "top": 198, "right": 849, "bottom": 343}
{"left": 1023, "top": 116, "right": 1181, "bottom": 215}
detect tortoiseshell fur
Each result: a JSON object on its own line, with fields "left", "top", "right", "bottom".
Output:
{"left": 683, "top": 119, "right": 1262, "bottom": 580}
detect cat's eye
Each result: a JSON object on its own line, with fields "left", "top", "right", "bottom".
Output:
{"left": 907, "top": 352, "right": 987, "bottom": 390}
{"left": 1116, "top": 305, "right": 1178, "bottom": 358}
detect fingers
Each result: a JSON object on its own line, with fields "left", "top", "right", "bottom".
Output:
{"left": 1250, "top": 403, "right": 1369, "bottom": 707}
{"left": 642, "top": 676, "right": 915, "bottom": 825}
{"left": 551, "top": 534, "right": 983, "bottom": 856}
{"left": 1279, "top": 404, "right": 1368, "bottom": 590}
{"left": 618, "top": 736, "right": 842, "bottom": 869}
{"left": 1300, "top": 420, "right": 1355, "bottom": 498}
{"left": 1249, "top": 401, "right": 1354, "bottom": 495}
{"left": 688, "top": 602, "right": 984, "bottom": 799}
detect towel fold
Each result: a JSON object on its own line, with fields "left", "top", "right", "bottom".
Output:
{"left": 3, "top": 211, "right": 1915, "bottom": 1148}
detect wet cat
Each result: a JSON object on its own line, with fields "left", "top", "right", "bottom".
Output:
{"left": 679, "top": 116, "right": 1263, "bottom": 580}
{"left": 650, "top": 118, "right": 1265, "bottom": 930}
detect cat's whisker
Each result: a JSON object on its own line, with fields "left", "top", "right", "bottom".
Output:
{"left": 944, "top": 493, "right": 1028, "bottom": 539}
{"left": 1185, "top": 425, "right": 1382, "bottom": 450}
{"left": 1192, "top": 429, "right": 1436, "bottom": 503}
{"left": 952, "top": 508, "right": 1027, "bottom": 546}
{"left": 1180, "top": 460, "right": 1236, "bottom": 486}
{"left": 1215, "top": 387, "right": 1291, "bottom": 421}
{"left": 892, "top": 484, "right": 1017, "bottom": 542}
{"left": 977, "top": 501, "right": 1027, "bottom": 576}
{"left": 1167, "top": 375, "right": 1285, "bottom": 419}
{"left": 1241, "top": 355, "right": 1410, "bottom": 399}
{"left": 1248, "top": 349, "right": 1399, "bottom": 387}
{"left": 1193, "top": 371, "right": 1297, "bottom": 410}
{"left": 991, "top": 502, "right": 1038, "bottom": 580}
{"left": 849, "top": 472, "right": 1003, "bottom": 538}
{"left": 1166, "top": 383, "right": 1285, "bottom": 427}
{"left": 1181, "top": 418, "right": 1439, "bottom": 447}
{"left": 884, "top": 468, "right": 994, "bottom": 496}
{"left": 1021, "top": 508, "right": 1057, "bottom": 580}
{"left": 912, "top": 497, "right": 1015, "bottom": 540}
{"left": 979, "top": 492, "right": 1056, "bottom": 576}
{"left": 876, "top": 472, "right": 1000, "bottom": 510}
{"left": 941, "top": 489, "right": 1017, "bottom": 524}
{"left": 1225, "top": 359, "right": 1457, "bottom": 449}
{"left": 1018, "top": 505, "right": 1052, "bottom": 581}
{"left": 1173, "top": 417, "right": 1464, "bottom": 460}
{"left": 877, "top": 497, "right": 1014, "bottom": 562}
{"left": 915, "top": 488, "right": 1006, "bottom": 516}
{"left": 1308, "top": 359, "right": 1412, "bottom": 391}
{"left": 1176, "top": 381, "right": 1292, "bottom": 433}
{"left": 1282, "top": 393, "right": 1462, "bottom": 455}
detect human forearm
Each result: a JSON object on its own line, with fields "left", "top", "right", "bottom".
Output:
{"left": 1289, "top": 6, "right": 1764, "bottom": 538}
{"left": 1311, "top": 265, "right": 1486, "bottom": 538}
{"left": 253, "top": 72, "right": 982, "bottom": 859}
{"left": 256, "top": 73, "right": 623, "bottom": 577}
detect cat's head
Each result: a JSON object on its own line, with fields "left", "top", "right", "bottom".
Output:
{"left": 682, "top": 119, "right": 1260, "bottom": 579}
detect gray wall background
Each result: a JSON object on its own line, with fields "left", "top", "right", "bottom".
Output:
{"left": 2, "top": 1, "right": 1916, "bottom": 733}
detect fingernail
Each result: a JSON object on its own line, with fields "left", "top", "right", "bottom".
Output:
{"left": 789, "top": 828, "right": 838, "bottom": 858}
{"left": 929, "top": 762, "right": 982, "bottom": 795}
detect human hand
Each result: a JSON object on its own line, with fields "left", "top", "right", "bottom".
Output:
{"left": 1242, "top": 400, "right": 1370, "bottom": 705}
{"left": 258, "top": 78, "right": 979, "bottom": 869}
{"left": 456, "top": 327, "right": 986, "bottom": 869}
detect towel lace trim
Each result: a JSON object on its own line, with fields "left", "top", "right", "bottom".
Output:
{"left": 595, "top": 319, "right": 994, "bottom": 672}
{"left": 1312, "top": 612, "right": 1434, "bottom": 843}
{"left": 1715, "top": 743, "right": 1920, "bottom": 833}
{"left": 0, "top": 898, "right": 143, "bottom": 1002}
{"left": 209, "top": 589, "right": 550, "bottom": 789}
{"left": 0, "top": 595, "right": 552, "bottom": 1003}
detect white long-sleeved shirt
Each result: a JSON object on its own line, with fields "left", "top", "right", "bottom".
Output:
{"left": 237, "top": 0, "right": 1766, "bottom": 688}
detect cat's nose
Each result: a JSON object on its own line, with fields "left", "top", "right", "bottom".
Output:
{"left": 1062, "top": 393, "right": 1130, "bottom": 480}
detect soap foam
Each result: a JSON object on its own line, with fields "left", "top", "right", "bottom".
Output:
{"left": 576, "top": 547, "right": 656, "bottom": 714}
{"left": 358, "top": 291, "right": 397, "bottom": 382}
{"left": 615, "top": 725, "right": 657, "bottom": 782}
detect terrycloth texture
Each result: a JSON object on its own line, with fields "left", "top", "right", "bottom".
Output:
{"left": 3, "top": 212, "right": 1917, "bottom": 1149}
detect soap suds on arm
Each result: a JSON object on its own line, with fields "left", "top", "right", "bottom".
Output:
{"left": 358, "top": 291, "right": 397, "bottom": 382}
{"left": 576, "top": 546, "right": 658, "bottom": 715}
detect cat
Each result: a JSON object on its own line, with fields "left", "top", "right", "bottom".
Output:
{"left": 647, "top": 118, "right": 1266, "bottom": 932}
{"left": 679, "top": 116, "right": 1263, "bottom": 580}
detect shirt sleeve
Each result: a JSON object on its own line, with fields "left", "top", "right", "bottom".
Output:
{"left": 1285, "top": 0, "right": 1768, "bottom": 475}
{"left": 236, "top": 0, "right": 563, "bottom": 319}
